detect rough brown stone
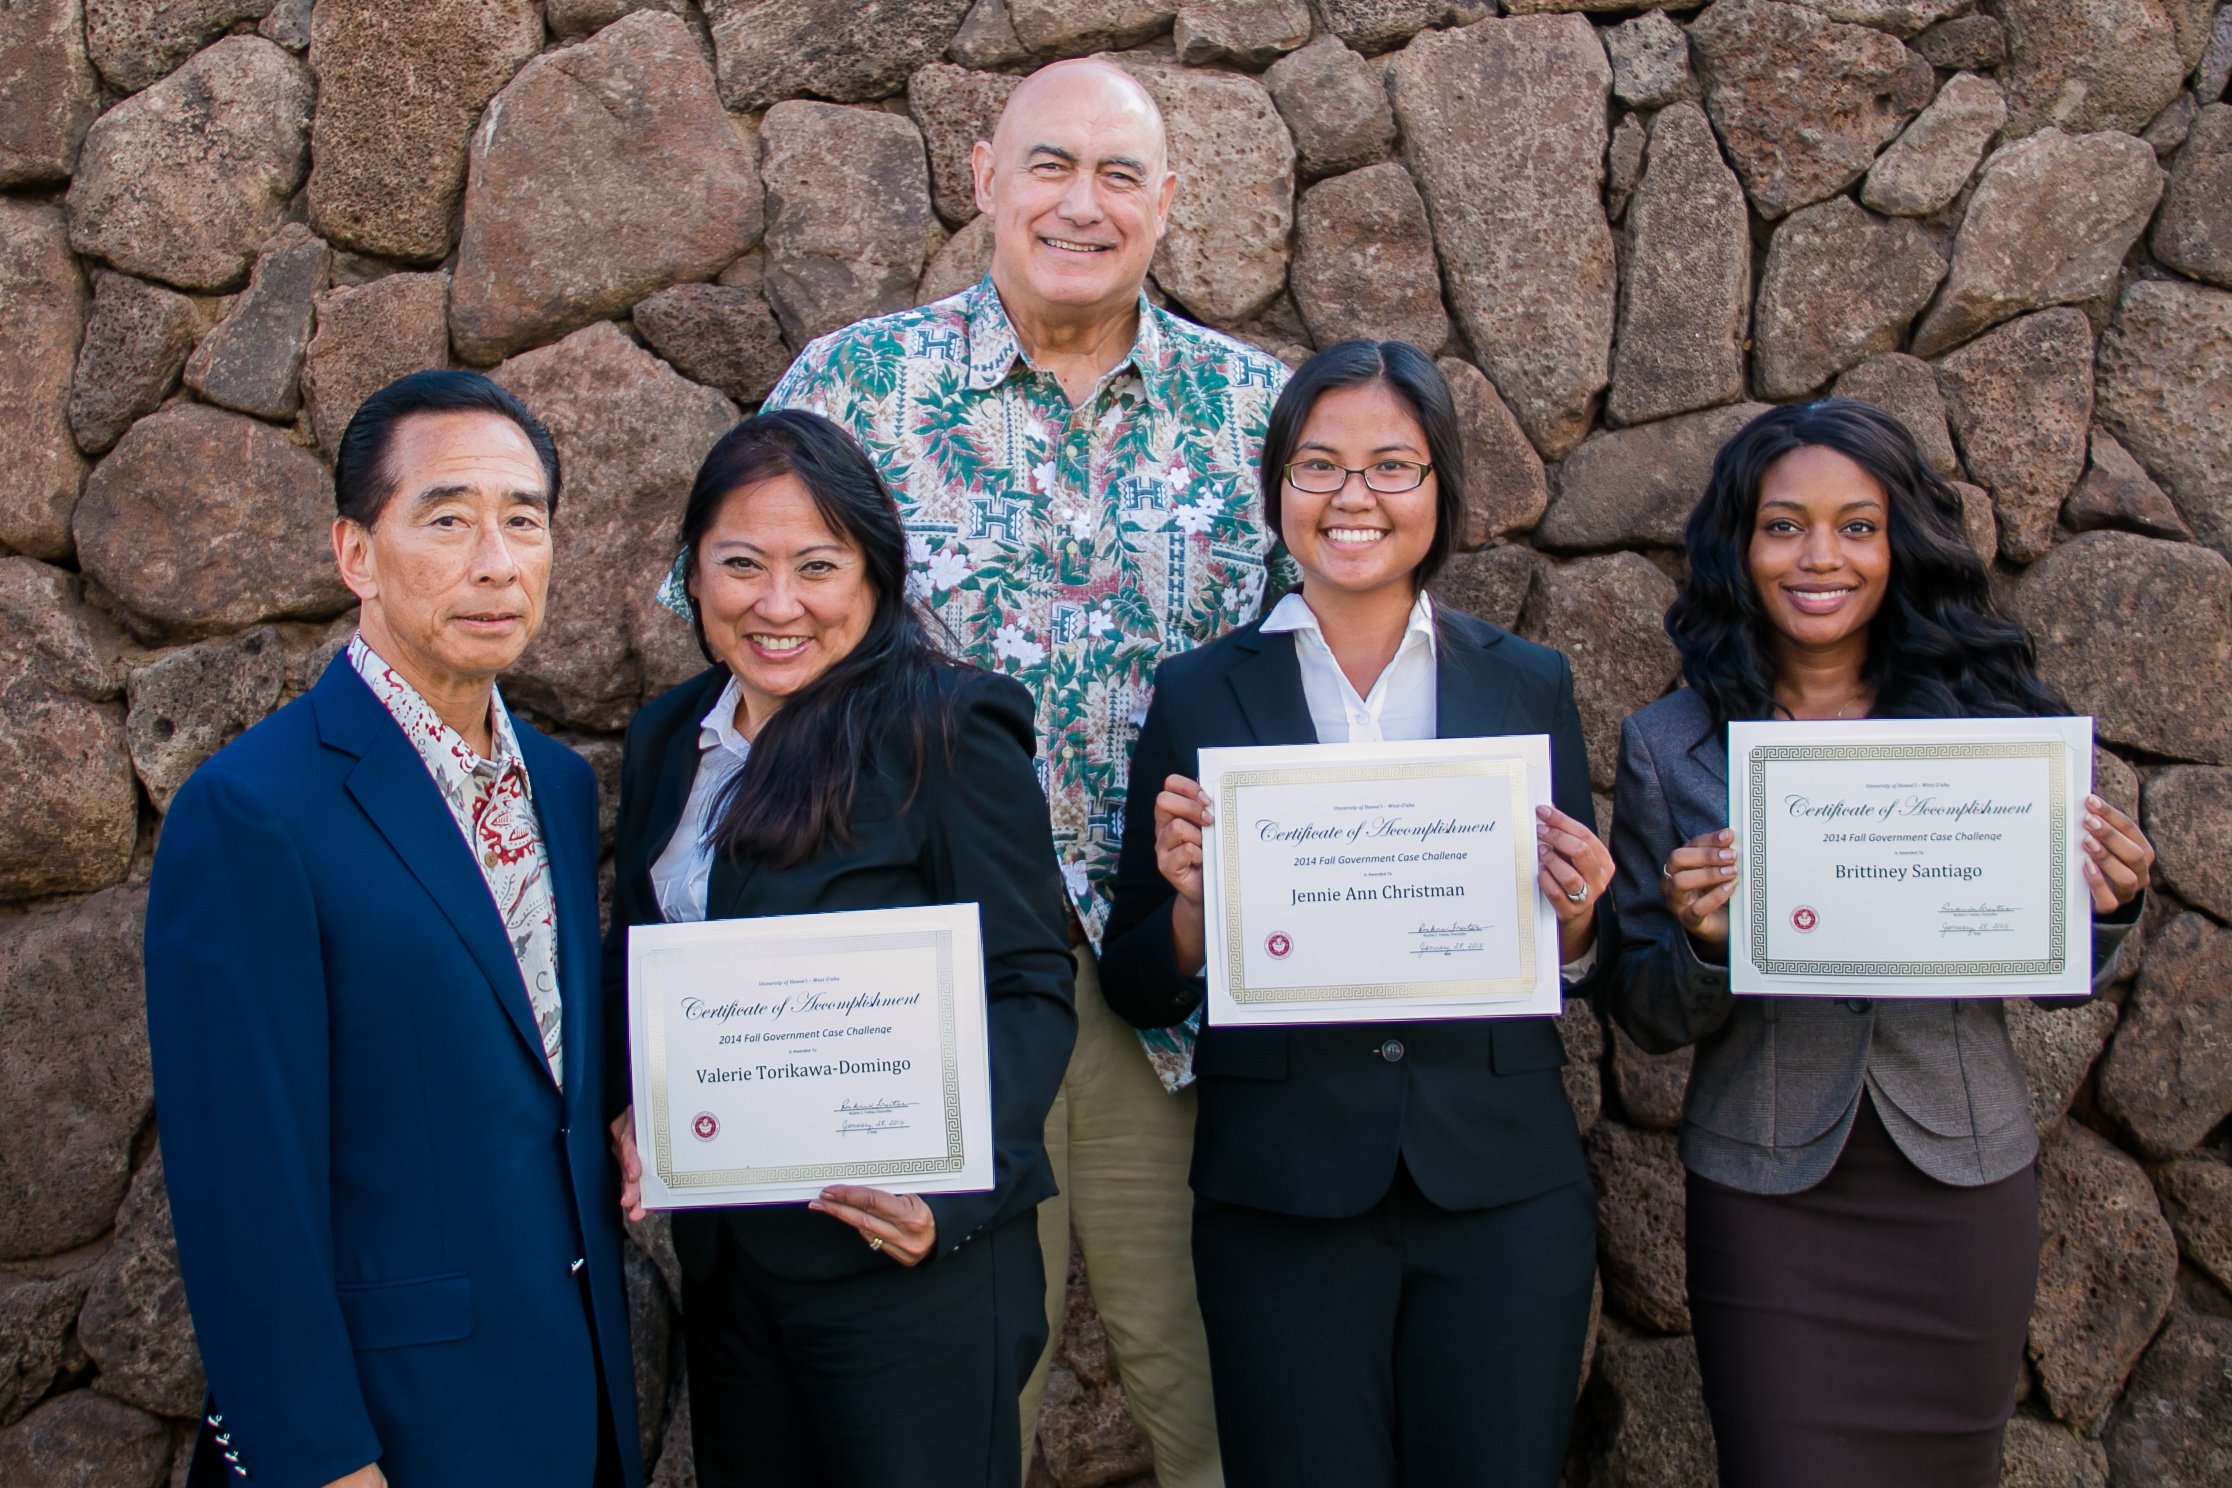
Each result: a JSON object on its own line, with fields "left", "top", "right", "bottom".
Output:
{"left": 2153, "top": 103, "right": 2232, "bottom": 289}
{"left": 301, "top": 271, "right": 452, "bottom": 457}
{"left": 75, "top": 404, "right": 349, "bottom": 637}
{"left": 2007, "top": 997, "right": 2120, "bottom": 1131}
{"left": 627, "top": 1210, "right": 684, "bottom": 1304}
{"left": 258, "top": 0, "right": 310, "bottom": 47}
{"left": 759, "top": 101, "right": 942, "bottom": 349}
{"left": 0, "top": 559, "right": 134, "bottom": 901}
{"left": 1999, "top": 1417, "right": 2110, "bottom": 1488}
{"left": 0, "top": 1269, "right": 91, "bottom": 1428}
{"left": 78, "top": 1152, "right": 203, "bottom": 1418}
{"left": 548, "top": 0, "right": 693, "bottom": 37}
{"left": 1439, "top": 358, "right": 1551, "bottom": 546}
{"left": 303, "top": 0, "right": 542, "bottom": 264}
{"left": 1830, "top": 353, "right": 1961, "bottom": 478}
{"left": 2143, "top": 767, "right": 2232, "bottom": 920}
{"left": 0, "top": 0, "right": 100, "bottom": 188}
{"left": 1429, "top": 541, "right": 1538, "bottom": 632}
{"left": 0, "top": 1389, "right": 173, "bottom": 1488}
{"left": 708, "top": 0, "right": 972, "bottom": 114}
{"left": 1752, "top": 197, "right": 1947, "bottom": 400}
{"left": 1537, "top": 402, "right": 1773, "bottom": 553}
{"left": 1783, "top": 0, "right": 1970, "bottom": 34}
{"left": 2155, "top": 1156, "right": 2232, "bottom": 1294}
{"left": 633, "top": 285, "right": 793, "bottom": 407}
{"left": 1264, "top": 35, "right": 1397, "bottom": 181}
{"left": 2066, "top": 428, "right": 2195, "bottom": 540}
{"left": 1519, "top": 553, "right": 1681, "bottom": 791}
{"left": 2094, "top": 280, "right": 2232, "bottom": 560}
{"left": 450, "top": 12, "right": 766, "bottom": 365}
{"left": 1605, "top": 111, "right": 1646, "bottom": 224}
{"left": 2029, "top": 1119, "right": 2179, "bottom": 1427}
{"left": 1034, "top": 1245, "right": 1156, "bottom": 1486}
{"left": 2092, "top": 743, "right": 2140, "bottom": 820}
{"left": 1608, "top": 103, "right": 1750, "bottom": 427}
{"left": 1111, "top": 57, "right": 1295, "bottom": 328}
{"left": 1005, "top": 0, "right": 1174, "bottom": 52}
{"left": 1174, "top": 0, "right": 1311, "bottom": 65}
{"left": 1604, "top": 11, "right": 1696, "bottom": 110}
{"left": 948, "top": 0, "right": 1029, "bottom": 67}
{"left": 1584, "top": 1330, "right": 1719, "bottom": 1488}
{"left": 1953, "top": 480, "right": 1999, "bottom": 566}
{"left": 649, "top": 1382, "right": 693, "bottom": 1488}
{"left": 2101, "top": 1302, "right": 2232, "bottom": 1486}
{"left": 1316, "top": 0, "right": 1475, "bottom": 52}
{"left": 623, "top": 1240, "right": 675, "bottom": 1471}
{"left": 84, "top": 0, "right": 272, "bottom": 93}
{"left": 2013, "top": 532, "right": 2232, "bottom": 764}
{"left": 2198, "top": 2, "right": 2232, "bottom": 103}
{"left": 1913, "top": 11, "right": 2005, "bottom": 69}
{"left": 0, "top": 887, "right": 152, "bottom": 1261}
{"left": 1935, "top": 308, "right": 2094, "bottom": 564}
{"left": 1585, "top": 1120, "right": 1691, "bottom": 1334}
{"left": 63, "top": 35, "right": 313, "bottom": 293}
{"left": 2098, "top": 913, "right": 2232, "bottom": 1155}
{"left": 0, "top": 200, "right": 89, "bottom": 560}
{"left": 1862, "top": 72, "right": 2008, "bottom": 216}
{"left": 916, "top": 212, "right": 996, "bottom": 305}
{"left": 68, "top": 272, "right": 196, "bottom": 457}
{"left": 1391, "top": 14, "right": 1615, "bottom": 459}
{"left": 1998, "top": 0, "right": 2189, "bottom": 136}
{"left": 492, "top": 322, "right": 738, "bottom": 731}
{"left": 1560, "top": 996, "right": 1605, "bottom": 1138}
{"left": 1910, "top": 129, "right": 2163, "bottom": 358}
{"left": 1689, "top": 0, "right": 1923, "bottom": 220}
{"left": 1290, "top": 163, "right": 1450, "bottom": 354}
{"left": 907, "top": 63, "right": 1017, "bottom": 228}
{"left": 1612, "top": 1024, "right": 1692, "bottom": 1130}
{"left": 182, "top": 223, "right": 329, "bottom": 421}
{"left": 125, "top": 627, "right": 286, "bottom": 812}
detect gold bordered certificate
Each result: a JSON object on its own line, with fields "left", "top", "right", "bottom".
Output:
{"left": 1199, "top": 737, "right": 1562, "bottom": 1027}
{"left": 1728, "top": 717, "right": 2095, "bottom": 998}
{"left": 627, "top": 904, "right": 993, "bottom": 1208}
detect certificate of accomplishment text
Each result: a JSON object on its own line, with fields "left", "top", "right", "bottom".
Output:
{"left": 1729, "top": 716, "right": 2095, "bottom": 997}
{"left": 627, "top": 904, "right": 994, "bottom": 1208}
{"left": 1199, "top": 737, "right": 1562, "bottom": 1026}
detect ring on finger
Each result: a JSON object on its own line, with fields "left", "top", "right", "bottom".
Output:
{"left": 1566, "top": 887, "right": 1588, "bottom": 903}
{"left": 867, "top": 1235, "right": 884, "bottom": 1252}
{"left": 1660, "top": 862, "right": 1676, "bottom": 880}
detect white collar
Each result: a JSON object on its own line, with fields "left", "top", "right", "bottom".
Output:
{"left": 1260, "top": 587, "right": 1438, "bottom": 654}
{"left": 697, "top": 673, "right": 753, "bottom": 759}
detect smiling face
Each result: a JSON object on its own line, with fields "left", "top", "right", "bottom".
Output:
{"left": 690, "top": 473, "right": 877, "bottom": 735}
{"left": 1279, "top": 381, "right": 1440, "bottom": 601}
{"left": 974, "top": 60, "right": 1175, "bottom": 324}
{"left": 1747, "top": 443, "right": 1893, "bottom": 655}
{"left": 333, "top": 409, "right": 553, "bottom": 688}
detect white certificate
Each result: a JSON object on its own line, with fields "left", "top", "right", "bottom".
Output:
{"left": 627, "top": 904, "right": 994, "bottom": 1208}
{"left": 1728, "top": 717, "right": 2094, "bottom": 997}
{"left": 1199, "top": 737, "right": 1562, "bottom": 1026}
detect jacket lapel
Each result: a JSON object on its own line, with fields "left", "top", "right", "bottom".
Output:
{"left": 1224, "top": 628, "right": 1318, "bottom": 746}
{"left": 1688, "top": 725, "right": 1730, "bottom": 789}
{"left": 1433, "top": 616, "right": 1516, "bottom": 741}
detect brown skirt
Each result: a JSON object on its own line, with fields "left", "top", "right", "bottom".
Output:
{"left": 1685, "top": 1093, "right": 2039, "bottom": 1488}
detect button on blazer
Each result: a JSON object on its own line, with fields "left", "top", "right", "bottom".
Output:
{"left": 1098, "top": 607, "right": 1616, "bottom": 1219}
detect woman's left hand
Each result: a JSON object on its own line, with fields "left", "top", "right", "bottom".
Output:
{"left": 2082, "top": 793, "right": 2154, "bottom": 914}
{"left": 1537, "top": 804, "right": 1615, "bottom": 964}
{"left": 810, "top": 1186, "right": 937, "bottom": 1267}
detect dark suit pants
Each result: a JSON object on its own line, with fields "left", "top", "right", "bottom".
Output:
{"left": 1193, "top": 1166, "right": 1597, "bottom": 1488}
{"left": 682, "top": 1210, "right": 1046, "bottom": 1488}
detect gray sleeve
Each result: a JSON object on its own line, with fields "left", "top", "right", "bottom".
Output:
{"left": 1606, "top": 713, "right": 1738, "bottom": 1056}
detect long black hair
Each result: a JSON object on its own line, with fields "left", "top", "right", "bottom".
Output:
{"left": 1668, "top": 398, "right": 2064, "bottom": 728}
{"left": 1260, "top": 340, "right": 1469, "bottom": 593}
{"left": 676, "top": 411, "right": 963, "bottom": 869}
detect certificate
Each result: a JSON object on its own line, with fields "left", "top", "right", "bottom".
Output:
{"left": 626, "top": 904, "right": 994, "bottom": 1208}
{"left": 1199, "top": 737, "right": 1562, "bottom": 1026}
{"left": 1728, "top": 717, "right": 2094, "bottom": 997}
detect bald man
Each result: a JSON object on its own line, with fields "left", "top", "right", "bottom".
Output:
{"left": 681, "top": 58, "right": 1296, "bottom": 1485}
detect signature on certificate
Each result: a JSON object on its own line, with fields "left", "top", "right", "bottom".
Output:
{"left": 836, "top": 1097, "right": 917, "bottom": 1136}
{"left": 1939, "top": 901, "right": 2017, "bottom": 937}
{"left": 1409, "top": 921, "right": 1486, "bottom": 958}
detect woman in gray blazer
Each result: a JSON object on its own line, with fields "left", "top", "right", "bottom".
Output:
{"left": 1606, "top": 400, "right": 2154, "bottom": 1488}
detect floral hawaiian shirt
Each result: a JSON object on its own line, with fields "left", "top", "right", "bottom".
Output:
{"left": 350, "top": 634, "right": 564, "bottom": 1086}
{"left": 658, "top": 276, "right": 1294, "bottom": 1088}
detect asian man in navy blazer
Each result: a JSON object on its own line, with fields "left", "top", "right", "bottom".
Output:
{"left": 145, "top": 371, "right": 639, "bottom": 1488}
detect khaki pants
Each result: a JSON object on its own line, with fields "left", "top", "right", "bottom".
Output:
{"left": 1021, "top": 950, "right": 1223, "bottom": 1488}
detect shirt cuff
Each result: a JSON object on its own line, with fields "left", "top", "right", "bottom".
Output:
{"left": 1560, "top": 938, "right": 1598, "bottom": 984}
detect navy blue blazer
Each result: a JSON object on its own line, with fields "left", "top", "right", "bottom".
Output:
{"left": 145, "top": 658, "right": 640, "bottom": 1488}
{"left": 1099, "top": 607, "right": 1614, "bottom": 1218}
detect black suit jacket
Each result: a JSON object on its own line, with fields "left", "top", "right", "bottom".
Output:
{"left": 603, "top": 665, "right": 1077, "bottom": 1283}
{"left": 1100, "top": 607, "right": 1613, "bottom": 1219}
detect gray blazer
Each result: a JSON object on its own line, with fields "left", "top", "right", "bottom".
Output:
{"left": 1606, "top": 687, "right": 2139, "bottom": 1194}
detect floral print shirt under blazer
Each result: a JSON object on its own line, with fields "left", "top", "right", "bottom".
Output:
{"left": 662, "top": 276, "right": 1294, "bottom": 1088}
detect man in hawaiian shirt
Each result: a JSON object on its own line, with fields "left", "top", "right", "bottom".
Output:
{"left": 737, "top": 58, "right": 1290, "bottom": 1485}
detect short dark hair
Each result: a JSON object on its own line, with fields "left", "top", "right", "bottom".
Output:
{"left": 1260, "top": 340, "right": 1469, "bottom": 594}
{"left": 333, "top": 369, "right": 562, "bottom": 527}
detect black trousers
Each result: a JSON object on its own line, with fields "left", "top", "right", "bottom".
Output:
{"left": 1193, "top": 1166, "right": 1598, "bottom": 1488}
{"left": 682, "top": 1209, "right": 1046, "bottom": 1488}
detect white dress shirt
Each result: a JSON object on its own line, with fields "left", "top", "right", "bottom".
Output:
{"left": 1259, "top": 588, "right": 1596, "bottom": 981}
{"left": 650, "top": 674, "right": 754, "bottom": 925}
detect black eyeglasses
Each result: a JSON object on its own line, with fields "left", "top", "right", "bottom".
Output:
{"left": 1282, "top": 459, "right": 1434, "bottom": 495}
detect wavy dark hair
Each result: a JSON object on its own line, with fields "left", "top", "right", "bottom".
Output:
{"left": 1260, "top": 340, "right": 1469, "bottom": 593}
{"left": 676, "top": 411, "right": 964, "bottom": 870}
{"left": 1668, "top": 398, "right": 2064, "bottom": 729}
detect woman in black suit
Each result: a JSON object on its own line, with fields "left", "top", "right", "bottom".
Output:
{"left": 1099, "top": 342, "right": 1616, "bottom": 1488}
{"left": 602, "top": 412, "right": 1076, "bottom": 1488}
